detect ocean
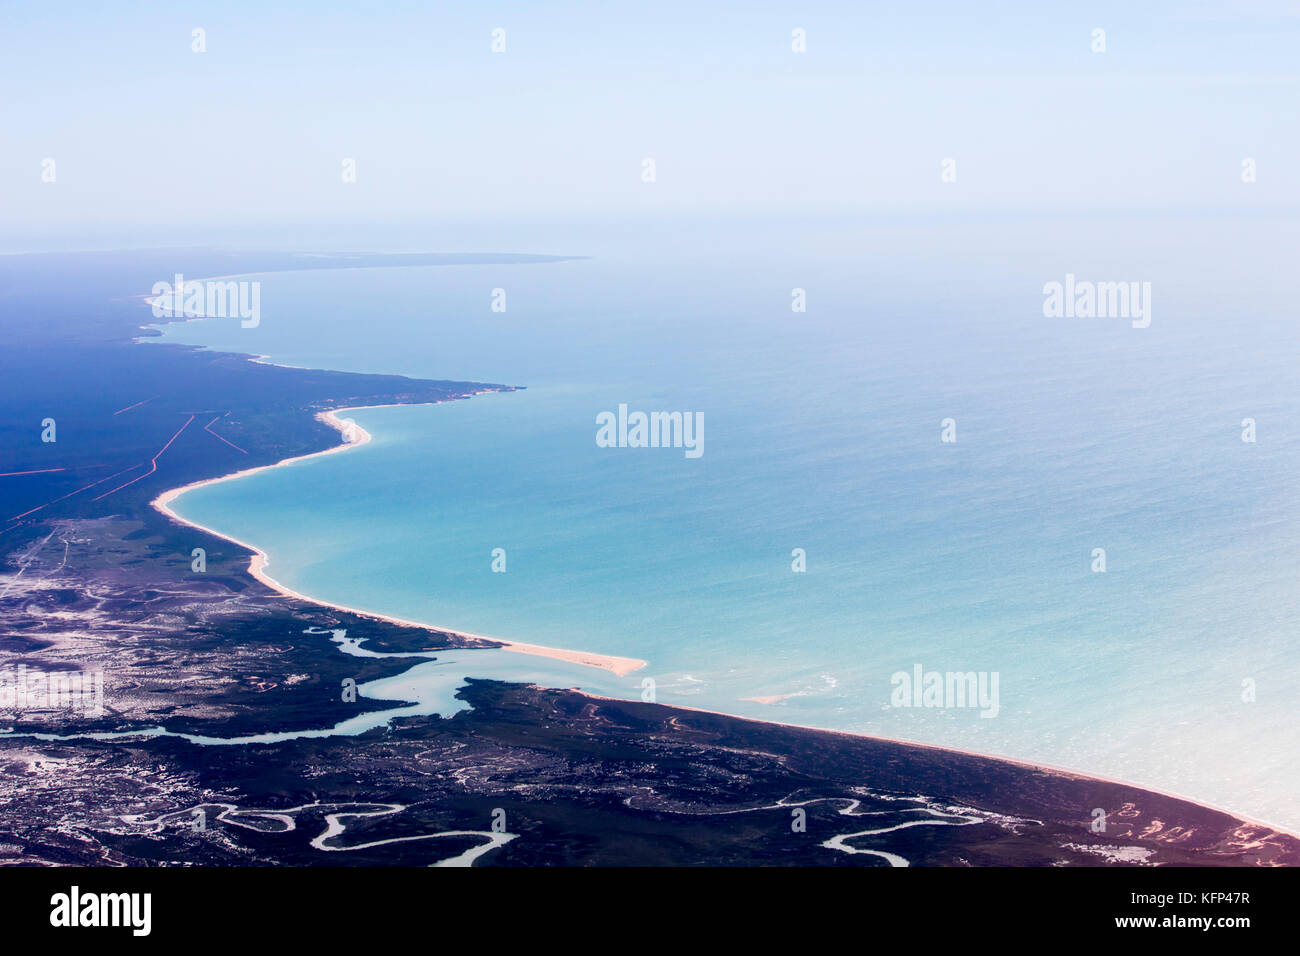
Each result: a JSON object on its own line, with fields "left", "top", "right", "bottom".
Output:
{"left": 147, "top": 214, "right": 1300, "bottom": 829}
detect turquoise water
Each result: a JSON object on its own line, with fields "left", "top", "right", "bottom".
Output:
{"left": 149, "top": 217, "right": 1300, "bottom": 828}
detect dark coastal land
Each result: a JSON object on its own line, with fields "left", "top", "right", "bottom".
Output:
{"left": 1, "top": 249, "right": 1296, "bottom": 867}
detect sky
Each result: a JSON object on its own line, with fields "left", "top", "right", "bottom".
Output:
{"left": 1, "top": 1, "right": 1297, "bottom": 243}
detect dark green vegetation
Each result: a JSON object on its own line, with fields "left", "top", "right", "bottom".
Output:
{"left": 1, "top": 249, "right": 551, "bottom": 529}
{"left": 1, "top": 250, "right": 1296, "bottom": 866}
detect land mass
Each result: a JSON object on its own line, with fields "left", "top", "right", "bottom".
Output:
{"left": 0, "top": 248, "right": 1295, "bottom": 866}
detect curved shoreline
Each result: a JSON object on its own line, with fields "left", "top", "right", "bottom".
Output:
{"left": 150, "top": 404, "right": 648, "bottom": 678}
{"left": 147, "top": 404, "right": 1300, "bottom": 839}
{"left": 138, "top": 286, "right": 1299, "bottom": 841}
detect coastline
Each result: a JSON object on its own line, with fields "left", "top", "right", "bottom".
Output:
{"left": 579, "top": 690, "right": 1299, "bottom": 838}
{"left": 11, "top": 247, "right": 1294, "bottom": 867}
{"left": 148, "top": 404, "right": 1300, "bottom": 839}
{"left": 150, "top": 405, "right": 648, "bottom": 678}
{"left": 134, "top": 284, "right": 1299, "bottom": 843}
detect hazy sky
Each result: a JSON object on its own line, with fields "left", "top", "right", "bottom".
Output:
{"left": 2, "top": 1, "right": 1297, "bottom": 238}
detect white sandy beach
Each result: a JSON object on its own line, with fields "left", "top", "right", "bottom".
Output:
{"left": 145, "top": 405, "right": 1300, "bottom": 837}
{"left": 150, "top": 405, "right": 648, "bottom": 678}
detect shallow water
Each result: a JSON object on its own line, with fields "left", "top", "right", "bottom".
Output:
{"left": 150, "top": 216, "right": 1300, "bottom": 828}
